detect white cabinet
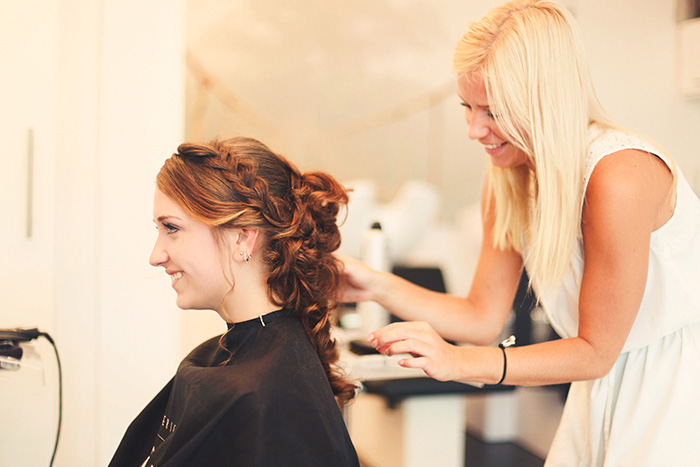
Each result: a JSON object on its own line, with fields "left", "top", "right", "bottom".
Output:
{"left": 678, "top": 18, "right": 700, "bottom": 98}
{"left": 0, "top": 2, "right": 57, "bottom": 327}
{"left": 1, "top": 2, "right": 185, "bottom": 465}
{"left": 0, "top": 4, "right": 59, "bottom": 466}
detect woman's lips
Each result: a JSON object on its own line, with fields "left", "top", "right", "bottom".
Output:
{"left": 484, "top": 141, "right": 508, "bottom": 155}
{"left": 169, "top": 271, "right": 184, "bottom": 286}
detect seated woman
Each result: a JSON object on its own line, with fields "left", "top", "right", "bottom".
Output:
{"left": 109, "top": 137, "right": 359, "bottom": 466}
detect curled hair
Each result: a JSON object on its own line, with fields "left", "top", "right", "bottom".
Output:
{"left": 156, "top": 137, "right": 356, "bottom": 406}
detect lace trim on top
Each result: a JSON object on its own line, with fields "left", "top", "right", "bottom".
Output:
{"left": 584, "top": 126, "right": 664, "bottom": 192}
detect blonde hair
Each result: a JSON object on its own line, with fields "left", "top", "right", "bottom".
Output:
{"left": 453, "top": 0, "right": 618, "bottom": 293}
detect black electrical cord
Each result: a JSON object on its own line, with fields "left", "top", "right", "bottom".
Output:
{"left": 0, "top": 329, "right": 62, "bottom": 466}
{"left": 40, "top": 332, "right": 62, "bottom": 467}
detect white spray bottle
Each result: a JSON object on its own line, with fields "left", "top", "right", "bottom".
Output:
{"left": 358, "top": 221, "right": 390, "bottom": 335}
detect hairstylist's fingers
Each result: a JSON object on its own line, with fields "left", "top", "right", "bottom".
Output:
{"left": 398, "top": 356, "right": 429, "bottom": 371}
{"left": 396, "top": 356, "right": 452, "bottom": 382}
{"left": 368, "top": 321, "right": 435, "bottom": 348}
{"left": 399, "top": 352, "right": 459, "bottom": 382}
{"left": 386, "top": 339, "right": 437, "bottom": 358}
{"left": 380, "top": 338, "right": 433, "bottom": 359}
{"left": 336, "top": 254, "right": 378, "bottom": 303}
{"left": 373, "top": 326, "right": 466, "bottom": 381}
{"left": 399, "top": 357, "right": 451, "bottom": 381}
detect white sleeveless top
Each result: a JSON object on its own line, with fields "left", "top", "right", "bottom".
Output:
{"left": 538, "top": 125, "right": 700, "bottom": 353}
{"left": 540, "top": 126, "right": 700, "bottom": 466}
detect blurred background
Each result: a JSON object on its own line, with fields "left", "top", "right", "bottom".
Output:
{"left": 1, "top": 0, "right": 699, "bottom": 465}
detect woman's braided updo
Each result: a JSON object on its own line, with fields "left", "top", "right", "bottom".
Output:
{"left": 156, "top": 137, "right": 356, "bottom": 406}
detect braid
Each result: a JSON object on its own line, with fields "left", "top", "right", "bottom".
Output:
{"left": 265, "top": 170, "right": 356, "bottom": 406}
{"left": 158, "top": 137, "right": 357, "bottom": 406}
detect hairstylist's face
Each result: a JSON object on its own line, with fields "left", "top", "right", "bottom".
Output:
{"left": 149, "top": 188, "right": 233, "bottom": 313}
{"left": 457, "top": 74, "right": 531, "bottom": 170}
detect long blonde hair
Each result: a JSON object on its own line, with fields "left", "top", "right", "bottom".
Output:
{"left": 453, "top": 0, "right": 617, "bottom": 293}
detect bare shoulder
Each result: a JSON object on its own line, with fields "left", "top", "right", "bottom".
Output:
{"left": 584, "top": 149, "right": 674, "bottom": 232}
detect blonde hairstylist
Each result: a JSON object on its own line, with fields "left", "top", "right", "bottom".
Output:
{"left": 340, "top": 1, "right": 700, "bottom": 465}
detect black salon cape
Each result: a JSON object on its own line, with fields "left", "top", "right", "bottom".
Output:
{"left": 109, "top": 310, "right": 359, "bottom": 467}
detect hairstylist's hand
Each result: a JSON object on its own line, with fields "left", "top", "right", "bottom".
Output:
{"left": 336, "top": 254, "right": 381, "bottom": 303}
{"left": 368, "top": 321, "right": 466, "bottom": 382}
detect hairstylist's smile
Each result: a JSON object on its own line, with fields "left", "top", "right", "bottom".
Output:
{"left": 484, "top": 141, "right": 508, "bottom": 155}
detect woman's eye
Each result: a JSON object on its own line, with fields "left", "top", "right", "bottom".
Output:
{"left": 162, "top": 223, "right": 179, "bottom": 234}
{"left": 460, "top": 102, "right": 471, "bottom": 110}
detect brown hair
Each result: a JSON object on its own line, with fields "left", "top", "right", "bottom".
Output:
{"left": 156, "top": 136, "right": 356, "bottom": 406}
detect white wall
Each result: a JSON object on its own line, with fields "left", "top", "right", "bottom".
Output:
{"left": 0, "top": 1, "right": 185, "bottom": 465}
{"left": 186, "top": 0, "right": 700, "bottom": 221}
{"left": 56, "top": 1, "right": 185, "bottom": 464}
{"left": 54, "top": 3, "right": 101, "bottom": 465}
{"left": 94, "top": 1, "right": 185, "bottom": 462}
{"left": 1, "top": 1, "right": 60, "bottom": 465}
{"left": 573, "top": 0, "right": 700, "bottom": 186}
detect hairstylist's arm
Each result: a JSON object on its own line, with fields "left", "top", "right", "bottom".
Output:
{"left": 340, "top": 178, "right": 523, "bottom": 345}
{"left": 371, "top": 150, "right": 670, "bottom": 385}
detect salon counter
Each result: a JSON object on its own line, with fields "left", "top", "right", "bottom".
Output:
{"left": 336, "top": 328, "right": 515, "bottom": 467}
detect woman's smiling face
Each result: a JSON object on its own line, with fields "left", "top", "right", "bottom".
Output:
{"left": 457, "top": 73, "right": 531, "bottom": 170}
{"left": 149, "top": 188, "right": 234, "bottom": 313}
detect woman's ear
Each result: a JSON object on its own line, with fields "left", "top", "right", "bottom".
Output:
{"left": 234, "top": 228, "right": 261, "bottom": 263}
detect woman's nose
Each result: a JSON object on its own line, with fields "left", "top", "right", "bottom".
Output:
{"left": 149, "top": 238, "right": 168, "bottom": 267}
{"left": 466, "top": 113, "right": 490, "bottom": 140}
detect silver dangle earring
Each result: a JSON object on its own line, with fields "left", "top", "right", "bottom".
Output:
{"left": 239, "top": 251, "right": 251, "bottom": 263}
{"left": 239, "top": 251, "right": 252, "bottom": 263}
